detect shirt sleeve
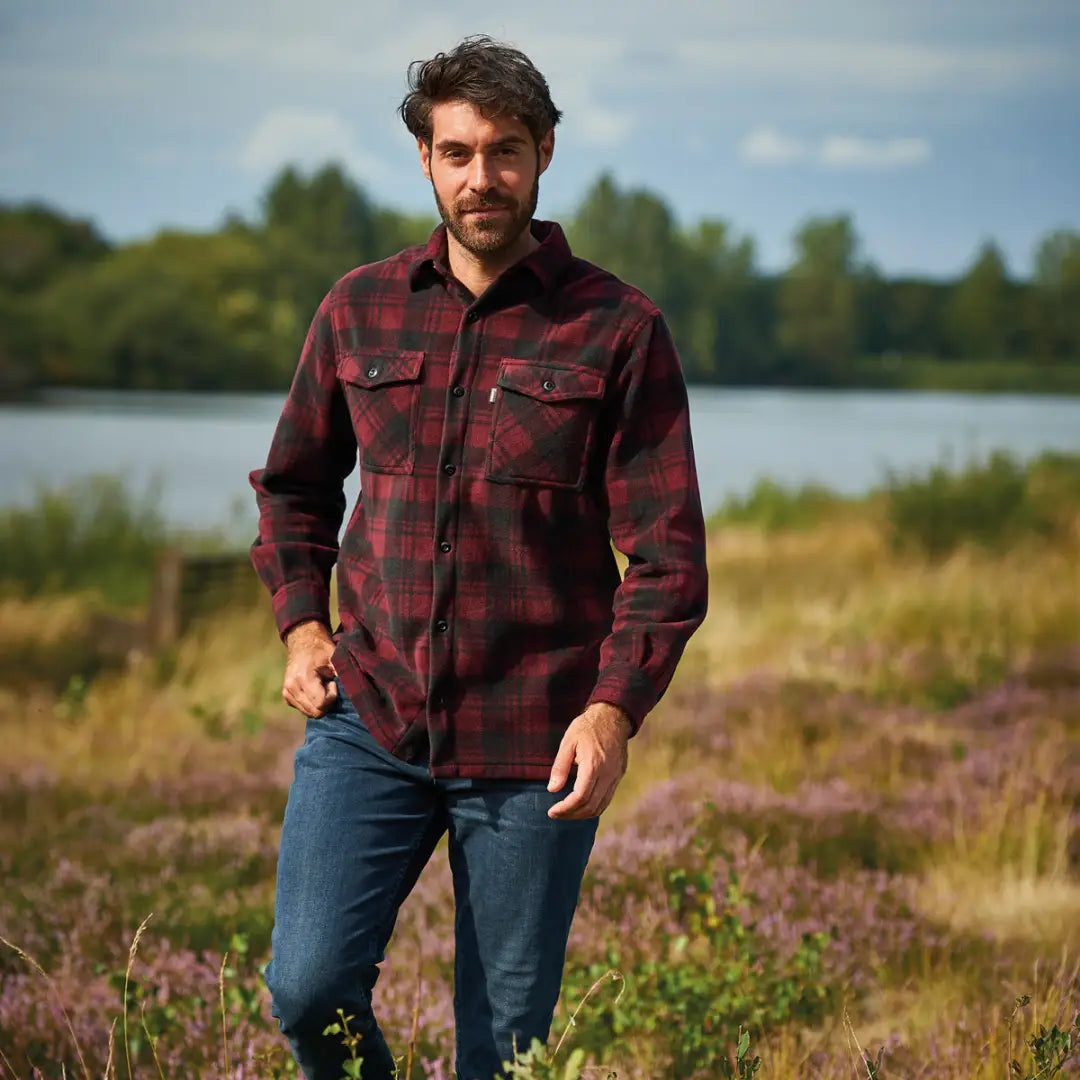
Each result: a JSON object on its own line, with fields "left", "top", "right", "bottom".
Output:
{"left": 586, "top": 310, "right": 709, "bottom": 731}
{"left": 248, "top": 294, "right": 357, "bottom": 641}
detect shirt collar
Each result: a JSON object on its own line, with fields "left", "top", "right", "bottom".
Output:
{"left": 407, "top": 219, "right": 572, "bottom": 295}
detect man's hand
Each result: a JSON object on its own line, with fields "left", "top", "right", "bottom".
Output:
{"left": 547, "top": 702, "right": 633, "bottom": 820}
{"left": 282, "top": 620, "right": 338, "bottom": 717}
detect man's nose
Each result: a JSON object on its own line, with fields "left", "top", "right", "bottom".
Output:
{"left": 466, "top": 153, "right": 497, "bottom": 192}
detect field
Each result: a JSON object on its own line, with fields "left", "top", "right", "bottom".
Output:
{"left": 2, "top": 457, "right": 1080, "bottom": 1078}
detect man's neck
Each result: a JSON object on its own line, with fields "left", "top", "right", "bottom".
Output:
{"left": 447, "top": 225, "right": 539, "bottom": 300}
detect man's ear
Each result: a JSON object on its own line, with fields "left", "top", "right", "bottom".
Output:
{"left": 418, "top": 137, "right": 432, "bottom": 181}
{"left": 537, "top": 128, "right": 555, "bottom": 177}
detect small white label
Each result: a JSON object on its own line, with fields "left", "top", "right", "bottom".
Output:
{"left": 489, "top": 388, "right": 497, "bottom": 404}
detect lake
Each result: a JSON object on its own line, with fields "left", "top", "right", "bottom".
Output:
{"left": 3, "top": 387, "right": 1080, "bottom": 536}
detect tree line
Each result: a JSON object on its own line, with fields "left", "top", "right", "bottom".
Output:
{"left": 1, "top": 164, "right": 1078, "bottom": 394}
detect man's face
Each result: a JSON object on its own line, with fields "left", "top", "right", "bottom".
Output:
{"left": 419, "top": 101, "right": 554, "bottom": 258}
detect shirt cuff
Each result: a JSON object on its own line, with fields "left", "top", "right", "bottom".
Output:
{"left": 271, "top": 581, "right": 332, "bottom": 643}
{"left": 586, "top": 664, "right": 658, "bottom": 735}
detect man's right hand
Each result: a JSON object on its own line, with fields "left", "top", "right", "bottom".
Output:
{"left": 282, "top": 620, "right": 339, "bottom": 717}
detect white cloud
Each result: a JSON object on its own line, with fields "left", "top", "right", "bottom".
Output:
{"left": 237, "top": 107, "right": 389, "bottom": 181}
{"left": 818, "top": 135, "right": 932, "bottom": 169}
{"left": 738, "top": 127, "right": 932, "bottom": 170}
{"left": 738, "top": 126, "right": 807, "bottom": 166}
{"left": 676, "top": 37, "right": 1066, "bottom": 96}
{"left": 573, "top": 104, "right": 635, "bottom": 147}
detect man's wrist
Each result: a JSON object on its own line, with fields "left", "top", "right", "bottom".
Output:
{"left": 588, "top": 700, "right": 633, "bottom": 737}
{"left": 284, "top": 619, "right": 333, "bottom": 651}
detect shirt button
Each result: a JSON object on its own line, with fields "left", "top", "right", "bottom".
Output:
{"left": 465, "top": 311, "right": 479, "bottom": 323}
{"left": 452, "top": 385, "right": 466, "bottom": 398}
{"left": 434, "top": 619, "right": 449, "bottom": 633}
{"left": 542, "top": 378, "right": 556, "bottom": 392}
{"left": 367, "top": 365, "right": 379, "bottom": 379}
{"left": 443, "top": 463, "right": 456, "bottom": 476}
{"left": 439, "top": 541, "right": 452, "bottom": 553}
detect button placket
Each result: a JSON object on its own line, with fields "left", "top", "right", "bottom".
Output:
{"left": 428, "top": 303, "right": 480, "bottom": 730}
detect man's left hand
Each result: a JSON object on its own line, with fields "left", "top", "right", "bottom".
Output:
{"left": 547, "top": 703, "right": 633, "bottom": 820}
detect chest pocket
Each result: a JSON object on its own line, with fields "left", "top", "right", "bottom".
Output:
{"left": 339, "top": 349, "right": 425, "bottom": 475}
{"left": 485, "top": 359, "right": 607, "bottom": 490}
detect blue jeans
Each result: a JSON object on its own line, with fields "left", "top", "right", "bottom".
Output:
{"left": 265, "top": 683, "right": 598, "bottom": 1080}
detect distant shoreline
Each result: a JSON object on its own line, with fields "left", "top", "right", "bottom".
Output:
{"left": 6, "top": 356, "right": 1080, "bottom": 401}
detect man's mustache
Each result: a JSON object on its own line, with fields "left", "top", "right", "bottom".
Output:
{"left": 457, "top": 196, "right": 514, "bottom": 212}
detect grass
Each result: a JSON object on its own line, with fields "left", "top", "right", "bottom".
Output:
{"left": 1, "top": 458, "right": 1080, "bottom": 1076}
{"left": 850, "top": 355, "right": 1080, "bottom": 395}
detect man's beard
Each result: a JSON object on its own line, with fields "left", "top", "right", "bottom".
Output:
{"left": 434, "top": 171, "right": 539, "bottom": 258}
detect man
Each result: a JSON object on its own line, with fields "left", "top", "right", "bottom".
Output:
{"left": 250, "top": 35, "right": 708, "bottom": 1080}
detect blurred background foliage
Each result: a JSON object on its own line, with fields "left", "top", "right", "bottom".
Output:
{"left": 2, "top": 165, "right": 1079, "bottom": 396}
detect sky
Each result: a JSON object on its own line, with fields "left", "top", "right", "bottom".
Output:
{"left": 1, "top": 0, "right": 1077, "bottom": 277}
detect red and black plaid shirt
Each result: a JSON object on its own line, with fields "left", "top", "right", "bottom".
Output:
{"left": 250, "top": 220, "right": 708, "bottom": 778}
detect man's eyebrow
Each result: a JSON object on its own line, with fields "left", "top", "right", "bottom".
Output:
{"left": 434, "top": 135, "right": 527, "bottom": 152}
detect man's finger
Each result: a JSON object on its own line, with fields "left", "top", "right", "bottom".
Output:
{"left": 592, "top": 776, "right": 622, "bottom": 818}
{"left": 318, "top": 674, "right": 339, "bottom": 708}
{"left": 283, "top": 684, "right": 315, "bottom": 717}
{"left": 299, "top": 670, "right": 333, "bottom": 714}
{"left": 548, "top": 757, "right": 597, "bottom": 818}
{"left": 547, "top": 733, "right": 578, "bottom": 793}
{"left": 568, "top": 771, "right": 617, "bottom": 820}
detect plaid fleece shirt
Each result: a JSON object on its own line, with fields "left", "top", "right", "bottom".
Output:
{"left": 250, "top": 220, "right": 708, "bottom": 779}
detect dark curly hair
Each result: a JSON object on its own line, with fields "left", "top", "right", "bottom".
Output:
{"left": 399, "top": 35, "right": 562, "bottom": 148}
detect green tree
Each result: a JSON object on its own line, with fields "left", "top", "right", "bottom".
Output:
{"left": 683, "top": 219, "right": 770, "bottom": 382}
{"left": 258, "top": 163, "right": 432, "bottom": 325}
{"left": 1030, "top": 229, "right": 1080, "bottom": 361}
{"left": 568, "top": 174, "right": 684, "bottom": 312}
{"left": 883, "top": 279, "right": 951, "bottom": 358}
{"left": 36, "top": 229, "right": 296, "bottom": 390}
{"left": 946, "top": 241, "right": 1015, "bottom": 359}
{"left": 776, "top": 215, "right": 861, "bottom": 383}
{"left": 0, "top": 202, "right": 110, "bottom": 295}
{"left": 854, "top": 263, "right": 890, "bottom": 358}
{"left": 568, "top": 174, "right": 772, "bottom": 382}
{"left": 263, "top": 163, "right": 377, "bottom": 259}
{"left": 0, "top": 203, "right": 112, "bottom": 391}
{"left": 568, "top": 174, "right": 703, "bottom": 372}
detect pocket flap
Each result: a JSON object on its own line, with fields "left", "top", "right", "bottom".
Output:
{"left": 340, "top": 349, "right": 425, "bottom": 389}
{"left": 496, "top": 359, "right": 605, "bottom": 403}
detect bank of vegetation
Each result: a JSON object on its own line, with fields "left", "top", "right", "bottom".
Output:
{"left": 1, "top": 453, "right": 1079, "bottom": 1076}
{"left": 2, "top": 168, "right": 1079, "bottom": 397}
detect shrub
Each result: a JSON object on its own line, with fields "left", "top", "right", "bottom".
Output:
{"left": 561, "top": 865, "right": 835, "bottom": 1077}
{"left": 709, "top": 478, "right": 844, "bottom": 532}
{"left": 0, "top": 475, "right": 168, "bottom": 605}
{"left": 883, "top": 450, "right": 1080, "bottom": 558}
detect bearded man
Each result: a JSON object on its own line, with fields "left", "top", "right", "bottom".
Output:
{"left": 250, "top": 35, "right": 708, "bottom": 1080}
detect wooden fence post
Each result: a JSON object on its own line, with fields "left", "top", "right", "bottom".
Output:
{"left": 146, "top": 547, "right": 183, "bottom": 649}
